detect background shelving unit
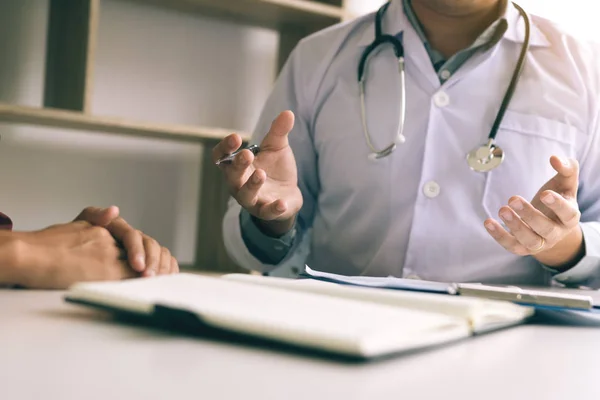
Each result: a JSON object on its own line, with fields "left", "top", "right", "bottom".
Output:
{"left": 0, "top": 0, "right": 351, "bottom": 273}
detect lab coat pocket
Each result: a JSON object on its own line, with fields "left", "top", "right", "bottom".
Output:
{"left": 481, "top": 110, "right": 580, "bottom": 219}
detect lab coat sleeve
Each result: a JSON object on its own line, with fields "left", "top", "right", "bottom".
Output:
{"left": 239, "top": 209, "right": 297, "bottom": 265}
{"left": 550, "top": 107, "right": 600, "bottom": 287}
{"left": 222, "top": 42, "right": 319, "bottom": 274}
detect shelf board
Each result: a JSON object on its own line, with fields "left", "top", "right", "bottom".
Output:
{"left": 124, "top": 0, "right": 345, "bottom": 32}
{"left": 0, "top": 103, "right": 251, "bottom": 143}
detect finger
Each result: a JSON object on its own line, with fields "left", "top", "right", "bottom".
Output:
{"left": 171, "top": 256, "right": 180, "bottom": 274}
{"left": 74, "top": 206, "right": 120, "bottom": 226}
{"left": 548, "top": 156, "right": 579, "bottom": 197}
{"left": 508, "top": 196, "right": 560, "bottom": 241}
{"left": 498, "top": 207, "right": 545, "bottom": 252}
{"left": 540, "top": 190, "right": 581, "bottom": 227}
{"left": 121, "top": 228, "right": 146, "bottom": 272}
{"left": 484, "top": 219, "right": 530, "bottom": 256}
{"left": 256, "top": 199, "right": 287, "bottom": 221}
{"left": 212, "top": 134, "right": 243, "bottom": 164}
{"left": 142, "top": 235, "right": 161, "bottom": 277}
{"left": 116, "top": 260, "right": 139, "bottom": 280}
{"left": 222, "top": 150, "right": 255, "bottom": 193}
{"left": 260, "top": 111, "right": 295, "bottom": 151}
{"left": 157, "top": 247, "right": 172, "bottom": 275}
{"left": 100, "top": 216, "right": 147, "bottom": 272}
{"left": 232, "top": 149, "right": 255, "bottom": 172}
{"left": 236, "top": 169, "right": 266, "bottom": 208}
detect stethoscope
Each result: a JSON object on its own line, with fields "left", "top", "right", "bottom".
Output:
{"left": 358, "top": 1, "right": 530, "bottom": 172}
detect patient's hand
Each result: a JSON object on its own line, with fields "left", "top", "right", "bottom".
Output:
{"left": 15, "top": 220, "right": 137, "bottom": 289}
{"left": 74, "top": 206, "right": 179, "bottom": 277}
{"left": 9, "top": 206, "right": 179, "bottom": 289}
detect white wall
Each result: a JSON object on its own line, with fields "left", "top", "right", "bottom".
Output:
{"left": 343, "top": 0, "right": 385, "bottom": 19}
{"left": 520, "top": 0, "right": 600, "bottom": 41}
{"left": 0, "top": 0, "right": 278, "bottom": 264}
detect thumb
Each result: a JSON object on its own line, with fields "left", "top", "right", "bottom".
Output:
{"left": 74, "top": 206, "right": 120, "bottom": 227}
{"left": 260, "top": 110, "right": 295, "bottom": 151}
{"left": 548, "top": 156, "right": 579, "bottom": 196}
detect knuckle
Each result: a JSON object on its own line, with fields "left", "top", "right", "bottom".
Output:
{"left": 234, "top": 153, "right": 248, "bottom": 168}
{"left": 515, "top": 248, "right": 530, "bottom": 256}
{"left": 507, "top": 221, "right": 521, "bottom": 232}
{"left": 124, "top": 228, "right": 142, "bottom": 241}
{"left": 212, "top": 141, "right": 225, "bottom": 160}
{"left": 540, "top": 225, "right": 556, "bottom": 240}
{"left": 569, "top": 209, "right": 582, "bottom": 225}
{"left": 82, "top": 206, "right": 96, "bottom": 214}
{"left": 74, "top": 220, "right": 92, "bottom": 229}
{"left": 158, "top": 248, "right": 171, "bottom": 274}
{"left": 90, "top": 226, "right": 112, "bottom": 239}
{"left": 525, "top": 240, "right": 539, "bottom": 250}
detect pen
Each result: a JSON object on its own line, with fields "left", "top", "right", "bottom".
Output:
{"left": 215, "top": 144, "right": 260, "bottom": 166}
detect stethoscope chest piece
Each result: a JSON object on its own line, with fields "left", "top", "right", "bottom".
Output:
{"left": 466, "top": 140, "right": 505, "bottom": 172}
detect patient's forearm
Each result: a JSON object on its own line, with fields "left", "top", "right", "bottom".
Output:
{"left": 0, "top": 232, "right": 25, "bottom": 286}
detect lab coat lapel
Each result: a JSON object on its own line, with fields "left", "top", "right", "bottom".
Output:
{"left": 399, "top": 19, "right": 440, "bottom": 92}
{"left": 440, "top": 1, "right": 551, "bottom": 89}
{"left": 356, "top": 0, "right": 440, "bottom": 92}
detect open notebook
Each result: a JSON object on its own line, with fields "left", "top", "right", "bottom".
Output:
{"left": 65, "top": 273, "right": 534, "bottom": 360}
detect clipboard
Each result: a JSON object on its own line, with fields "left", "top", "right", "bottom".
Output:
{"left": 302, "top": 266, "right": 600, "bottom": 312}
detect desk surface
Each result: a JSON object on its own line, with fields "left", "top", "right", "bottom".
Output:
{"left": 2, "top": 291, "right": 600, "bottom": 400}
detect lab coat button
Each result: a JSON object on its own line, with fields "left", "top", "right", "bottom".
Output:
{"left": 440, "top": 70, "right": 451, "bottom": 80}
{"left": 433, "top": 91, "right": 450, "bottom": 107}
{"left": 423, "top": 181, "right": 440, "bottom": 198}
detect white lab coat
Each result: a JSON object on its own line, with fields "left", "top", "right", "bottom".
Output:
{"left": 222, "top": 1, "right": 600, "bottom": 287}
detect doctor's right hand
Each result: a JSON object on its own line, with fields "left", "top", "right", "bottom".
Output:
{"left": 213, "top": 110, "right": 303, "bottom": 237}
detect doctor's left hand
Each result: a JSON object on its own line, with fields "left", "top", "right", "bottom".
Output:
{"left": 484, "top": 156, "right": 584, "bottom": 271}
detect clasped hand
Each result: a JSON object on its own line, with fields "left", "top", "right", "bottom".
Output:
{"left": 16, "top": 206, "right": 178, "bottom": 289}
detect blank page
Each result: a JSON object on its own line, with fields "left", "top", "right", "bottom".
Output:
{"left": 67, "top": 274, "right": 470, "bottom": 358}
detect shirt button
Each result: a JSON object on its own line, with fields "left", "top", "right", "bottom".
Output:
{"left": 423, "top": 181, "right": 441, "bottom": 198}
{"left": 440, "top": 70, "right": 451, "bottom": 80}
{"left": 433, "top": 91, "right": 450, "bottom": 107}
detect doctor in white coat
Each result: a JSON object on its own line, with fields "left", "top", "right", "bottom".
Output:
{"left": 215, "top": 0, "right": 600, "bottom": 287}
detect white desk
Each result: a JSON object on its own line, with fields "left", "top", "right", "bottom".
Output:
{"left": 2, "top": 291, "right": 600, "bottom": 400}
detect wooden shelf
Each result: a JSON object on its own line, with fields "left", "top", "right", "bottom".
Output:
{"left": 0, "top": 103, "right": 251, "bottom": 143}
{"left": 124, "top": 0, "right": 345, "bottom": 32}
